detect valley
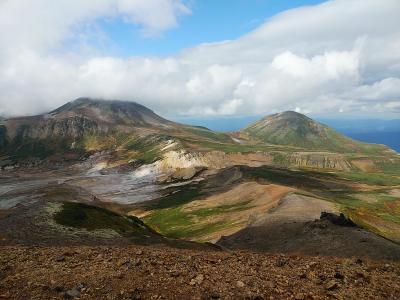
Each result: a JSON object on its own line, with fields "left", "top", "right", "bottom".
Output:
{"left": 1, "top": 98, "right": 400, "bottom": 299}
{"left": 1, "top": 99, "right": 400, "bottom": 251}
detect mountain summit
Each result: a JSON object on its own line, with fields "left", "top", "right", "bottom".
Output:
{"left": 1, "top": 98, "right": 176, "bottom": 141}
{"left": 242, "top": 111, "right": 389, "bottom": 153}
{"left": 49, "top": 98, "right": 173, "bottom": 128}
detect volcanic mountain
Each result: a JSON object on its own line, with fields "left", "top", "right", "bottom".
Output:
{"left": 242, "top": 111, "right": 391, "bottom": 154}
{"left": 1, "top": 98, "right": 175, "bottom": 141}
{"left": 1, "top": 98, "right": 400, "bottom": 271}
{"left": 0, "top": 98, "right": 230, "bottom": 162}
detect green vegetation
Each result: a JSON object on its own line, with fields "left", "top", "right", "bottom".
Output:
{"left": 191, "top": 201, "right": 253, "bottom": 218}
{"left": 144, "top": 202, "right": 248, "bottom": 240}
{"left": 376, "top": 160, "right": 400, "bottom": 175}
{"left": 334, "top": 171, "right": 400, "bottom": 186}
{"left": 183, "top": 127, "right": 232, "bottom": 143}
{"left": 142, "top": 180, "right": 252, "bottom": 240}
{"left": 82, "top": 131, "right": 132, "bottom": 151}
{"left": 180, "top": 137, "right": 291, "bottom": 153}
{"left": 54, "top": 202, "right": 158, "bottom": 237}
{"left": 8, "top": 136, "right": 84, "bottom": 160}
{"left": 125, "top": 134, "right": 174, "bottom": 163}
{"left": 243, "top": 111, "right": 388, "bottom": 155}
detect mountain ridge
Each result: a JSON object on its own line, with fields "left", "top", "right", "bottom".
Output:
{"left": 0, "top": 98, "right": 396, "bottom": 165}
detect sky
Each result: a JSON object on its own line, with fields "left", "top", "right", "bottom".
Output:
{"left": 0, "top": 0, "right": 399, "bottom": 119}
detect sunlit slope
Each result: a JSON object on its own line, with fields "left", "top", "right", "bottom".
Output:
{"left": 242, "top": 111, "right": 394, "bottom": 154}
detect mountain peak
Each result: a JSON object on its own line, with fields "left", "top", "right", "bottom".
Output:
{"left": 51, "top": 98, "right": 146, "bottom": 114}
{"left": 242, "top": 111, "right": 387, "bottom": 153}
{"left": 47, "top": 97, "right": 173, "bottom": 128}
{"left": 267, "top": 110, "right": 312, "bottom": 121}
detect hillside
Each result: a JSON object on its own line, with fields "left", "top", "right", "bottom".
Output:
{"left": 242, "top": 111, "right": 392, "bottom": 154}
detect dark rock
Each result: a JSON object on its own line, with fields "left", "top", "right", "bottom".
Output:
{"left": 55, "top": 256, "right": 66, "bottom": 262}
{"left": 320, "top": 212, "right": 356, "bottom": 227}
{"left": 334, "top": 272, "right": 344, "bottom": 280}
{"left": 299, "top": 273, "right": 307, "bottom": 279}
{"left": 276, "top": 258, "right": 287, "bottom": 267}
{"left": 209, "top": 291, "right": 221, "bottom": 299}
{"left": 245, "top": 295, "right": 264, "bottom": 300}
{"left": 54, "top": 286, "right": 64, "bottom": 293}
{"left": 355, "top": 258, "right": 363, "bottom": 265}
{"left": 170, "top": 270, "right": 180, "bottom": 277}
{"left": 128, "top": 288, "right": 142, "bottom": 300}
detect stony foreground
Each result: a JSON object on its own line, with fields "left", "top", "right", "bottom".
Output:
{"left": 0, "top": 246, "right": 399, "bottom": 300}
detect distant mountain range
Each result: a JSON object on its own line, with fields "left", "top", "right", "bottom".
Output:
{"left": 0, "top": 98, "right": 394, "bottom": 164}
{"left": 2, "top": 98, "right": 400, "bottom": 259}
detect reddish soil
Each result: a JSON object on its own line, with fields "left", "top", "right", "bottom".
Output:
{"left": 0, "top": 245, "right": 399, "bottom": 300}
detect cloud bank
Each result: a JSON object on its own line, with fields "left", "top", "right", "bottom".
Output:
{"left": 0, "top": 0, "right": 399, "bottom": 117}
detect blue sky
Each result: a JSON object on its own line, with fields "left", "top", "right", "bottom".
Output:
{"left": 101, "top": 0, "right": 326, "bottom": 57}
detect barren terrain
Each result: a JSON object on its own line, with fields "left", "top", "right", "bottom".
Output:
{"left": 1, "top": 245, "right": 400, "bottom": 300}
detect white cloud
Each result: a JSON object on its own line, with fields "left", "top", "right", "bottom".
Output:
{"left": 346, "top": 78, "right": 400, "bottom": 102}
{"left": 0, "top": 0, "right": 399, "bottom": 117}
{"left": 117, "top": 0, "right": 190, "bottom": 36}
{"left": 0, "top": 0, "right": 190, "bottom": 56}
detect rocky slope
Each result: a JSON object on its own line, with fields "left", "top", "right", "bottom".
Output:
{"left": 1, "top": 245, "right": 399, "bottom": 300}
{"left": 3, "top": 98, "right": 175, "bottom": 141}
{"left": 0, "top": 98, "right": 236, "bottom": 164}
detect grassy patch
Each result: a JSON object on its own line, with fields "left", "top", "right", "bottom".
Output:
{"left": 183, "top": 127, "right": 232, "bottom": 143}
{"left": 334, "top": 171, "right": 400, "bottom": 186}
{"left": 144, "top": 201, "right": 251, "bottom": 240}
{"left": 179, "top": 137, "right": 288, "bottom": 153}
{"left": 125, "top": 134, "right": 172, "bottom": 164}
{"left": 54, "top": 202, "right": 157, "bottom": 237}
{"left": 191, "top": 201, "right": 253, "bottom": 218}
{"left": 376, "top": 161, "right": 400, "bottom": 175}
{"left": 325, "top": 190, "right": 400, "bottom": 225}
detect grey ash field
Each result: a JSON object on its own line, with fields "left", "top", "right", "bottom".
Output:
{"left": 1, "top": 98, "right": 400, "bottom": 299}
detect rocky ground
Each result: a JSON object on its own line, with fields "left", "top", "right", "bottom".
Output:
{"left": 0, "top": 245, "right": 399, "bottom": 300}
{"left": 218, "top": 209, "right": 400, "bottom": 262}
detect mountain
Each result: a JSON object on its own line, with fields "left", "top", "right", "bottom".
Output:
{"left": 2, "top": 98, "right": 400, "bottom": 269}
{"left": 0, "top": 98, "right": 177, "bottom": 162}
{"left": 50, "top": 98, "right": 175, "bottom": 128}
{"left": 0, "top": 98, "right": 231, "bottom": 162}
{"left": 2, "top": 98, "right": 175, "bottom": 142}
{"left": 242, "top": 111, "right": 392, "bottom": 154}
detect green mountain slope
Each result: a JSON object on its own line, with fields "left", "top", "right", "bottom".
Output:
{"left": 242, "top": 111, "right": 392, "bottom": 154}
